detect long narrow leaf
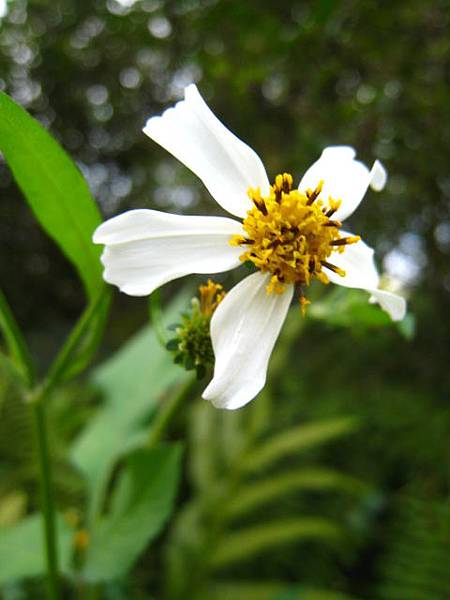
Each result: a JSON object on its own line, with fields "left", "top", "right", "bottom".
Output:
{"left": 224, "top": 468, "right": 368, "bottom": 521}
{"left": 0, "top": 288, "right": 34, "bottom": 386}
{"left": 0, "top": 91, "right": 102, "bottom": 300}
{"left": 210, "top": 518, "right": 342, "bottom": 569}
{"left": 242, "top": 417, "right": 358, "bottom": 473}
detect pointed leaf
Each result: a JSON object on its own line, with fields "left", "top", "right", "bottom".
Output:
{"left": 0, "top": 91, "right": 102, "bottom": 300}
{"left": 83, "top": 444, "right": 182, "bottom": 582}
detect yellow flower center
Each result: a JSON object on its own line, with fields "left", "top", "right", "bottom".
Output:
{"left": 230, "top": 173, "right": 360, "bottom": 310}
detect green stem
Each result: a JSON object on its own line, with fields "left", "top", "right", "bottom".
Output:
{"left": 147, "top": 376, "right": 196, "bottom": 447}
{"left": 37, "top": 288, "right": 109, "bottom": 400}
{"left": 32, "top": 400, "right": 60, "bottom": 600}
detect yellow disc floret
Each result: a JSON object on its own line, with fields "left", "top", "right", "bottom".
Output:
{"left": 230, "top": 173, "right": 360, "bottom": 301}
{"left": 199, "top": 279, "right": 226, "bottom": 317}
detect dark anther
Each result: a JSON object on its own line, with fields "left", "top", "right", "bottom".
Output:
{"left": 321, "top": 260, "right": 345, "bottom": 276}
{"left": 330, "top": 237, "right": 358, "bottom": 247}
{"left": 306, "top": 188, "right": 320, "bottom": 206}
{"left": 253, "top": 199, "right": 268, "bottom": 215}
{"left": 322, "top": 220, "right": 342, "bottom": 228}
{"left": 325, "top": 207, "right": 337, "bottom": 217}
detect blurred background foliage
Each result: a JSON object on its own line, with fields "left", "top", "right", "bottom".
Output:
{"left": 0, "top": 0, "right": 449, "bottom": 598}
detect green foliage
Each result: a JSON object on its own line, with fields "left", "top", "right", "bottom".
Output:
{"left": 224, "top": 469, "right": 367, "bottom": 521}
{"left": 210, "top": 518, "right": 342, "bottom": 569}
{"left": 70, "top": 289, "right": 191, "bottom": 522}
{"left": 0, "top": 514, "right": 73, "bottom": 584}
{"left": 0, "top": 92, "right": 103, "bottom": 302}
{"left": 39, "top": 287, "right": 111, "bottom": 391}
{"left": 375, "top": 494, "right": 450, "bottom": 600}
{"left": 83, "top": 444, "right": 182, "bottom": 582}
{"left": 242, "top": 417, "right": 358, "bottom": 473}
{"left": 0, "top": 356, "right": 34, "bottom": 498}
{"left": 164, "top": 395, "right": 365, "bottom": 599}
{"left": 0, "top": 289, "right": 34, "bottom": 387}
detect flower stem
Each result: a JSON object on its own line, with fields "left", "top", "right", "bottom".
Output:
{"left": 32, "top": 399, "right": 60, "bottom": 600}
{"left": 147, "top": 376, "right": 196, "bottom": 447}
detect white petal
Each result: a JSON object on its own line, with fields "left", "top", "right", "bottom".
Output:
{"left": 202, "top": 272, "right": 293, "bottom": 410}
{"left": 143, "top": 84, "right": 270, "bottom": 218}
{"left": 368, "top": 289, "right": 406, "bottom": 321}
{"left": 298, "top": 145, "right": 386, "bottom": 221}
{"left": 93, "top": 209, "right": 243, "bottom": 296}
{"left": 324, "top": 232, "right": 380, "bottom": 290}
{"left": 370, "top": 160, "right": 387, "bottom": 191}
{"left": 325, "top": 233, "right": 406, "bottom": 321}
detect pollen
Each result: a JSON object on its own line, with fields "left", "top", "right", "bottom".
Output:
{"left": 230, "top": 173, "right": 360, "bottom": 304}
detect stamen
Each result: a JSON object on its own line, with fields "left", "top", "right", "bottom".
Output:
{"left": 306, "top": 180, "right": 324, "bottom": 205}
{"left": 322, "top": 220, "right": 342, "bottom": 228}
{"left": 321, "top": 261, "right": 346, "bottom": 277}
{"left": 325, "top": 198, "right": 342, "bottom": 217}
{"left": 253, "top": 198, "right": 268, "bottom": 215}
{"left": 329, "top": 236, "right": 360, "bottom": 247}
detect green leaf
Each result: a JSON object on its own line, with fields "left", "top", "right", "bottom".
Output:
{"left": 242, "top": 417, "right": 358, "bottom": 473}
{"left": 0, "top": 514, "right": 73, "bottom": 584}
{"left": 308, "top": 288, "right": 391, "bottom": 329}
{"left": 209, "top": 518, "right": 342, "bottom": 569}
{"left": 224, "top": 468, "right": 368, "bottom": 521}
{"left": 0, "top": 91, "right": 102, "bottom": 300}
{"left": 82, "top": 444, "right": 182, "bottom": 582}
{"left": 0, "top": 289, "right": 34, "bottom": 387}
{"left": 70, "top": 288, "right": 192, "bottom": 522}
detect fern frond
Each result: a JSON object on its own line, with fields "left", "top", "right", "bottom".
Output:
{"left": 376, "top": 495, "right": 450, "bottom": 600}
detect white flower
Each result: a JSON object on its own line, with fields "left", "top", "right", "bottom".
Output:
{"left": 93, "top": 84, "right": 406, "bottom": 410}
